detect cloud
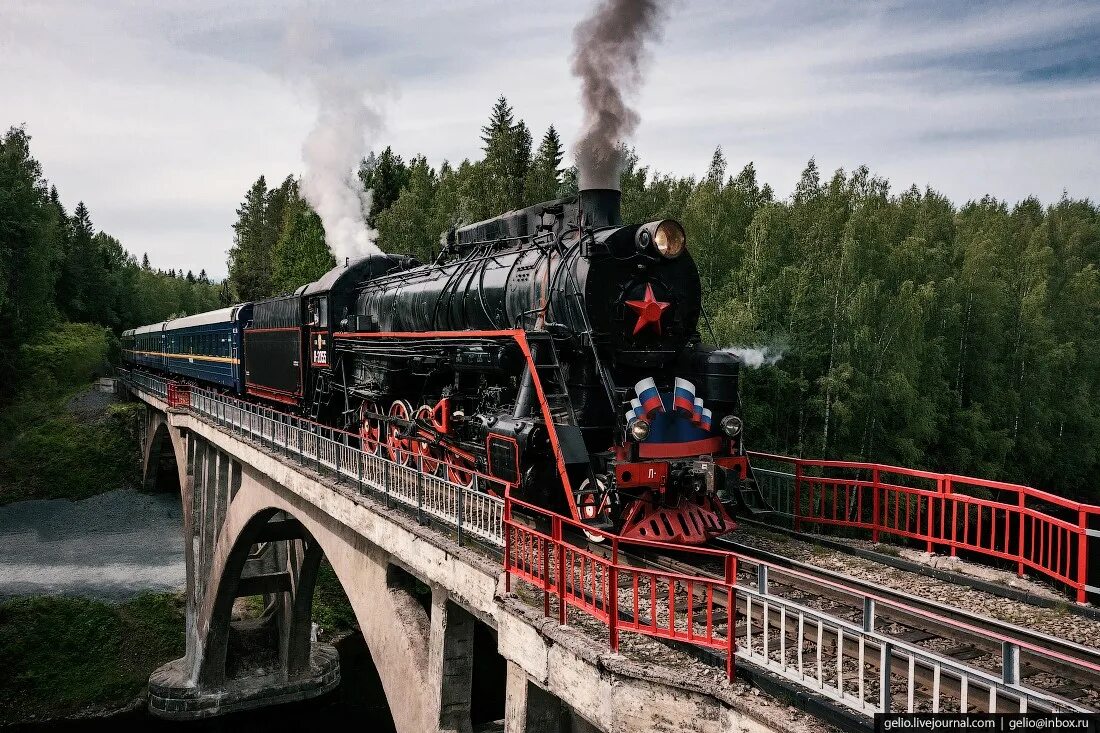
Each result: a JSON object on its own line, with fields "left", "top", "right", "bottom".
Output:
{"left": 1, "top": 0, "right": 1097, "bottom": 277}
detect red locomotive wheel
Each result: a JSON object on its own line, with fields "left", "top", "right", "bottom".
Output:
{"left": 445, "top": 452, "right": 475, "bottom": 488}
{"left": 386, "top": 400, "right": 414, "bottom": 466}
{"left": 359, "top": 401, "right": 383, "bottom": 455}
{"left": 413, "top": 405, "right": 444, "bottom": 475}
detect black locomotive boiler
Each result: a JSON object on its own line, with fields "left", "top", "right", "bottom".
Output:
{"left": 315, "top": 187, "right": 756, "bottom": 544}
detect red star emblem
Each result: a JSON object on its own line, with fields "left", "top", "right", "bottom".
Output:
{"left": 626, "top": 283, "right": 670, "bottom": 335}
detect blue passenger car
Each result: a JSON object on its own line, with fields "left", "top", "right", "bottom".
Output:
{"left": 121, "top": 322, "right": 167, "bottom": 372}
{"left": 161, "top": 304, "right": 253, "bottom": 393}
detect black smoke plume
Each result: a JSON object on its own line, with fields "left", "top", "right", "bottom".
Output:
{"left": 571, "top": 0, "right": 666, "bottom": 190}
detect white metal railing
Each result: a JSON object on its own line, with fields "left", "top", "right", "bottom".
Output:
{"left": 119, "top": 373, "right": 1091, "bottom": 717}
{"left": 753, "top": 466, "right": 795, "bottom": 515}
{"left": 735, "top": 567, "right": 1082, "bottom": 714}
{"left": 185, "top": 385, "right": 506, "bottom": 547}
{"left": 121, "top": 368, "right": 168, "bottom": 399}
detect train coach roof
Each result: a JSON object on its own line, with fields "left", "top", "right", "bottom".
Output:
{"left": 164, "top": 305, "right": 249, "bottom": 331}
{"left": 131, "top": 322, "right": 166, "bottom": 335}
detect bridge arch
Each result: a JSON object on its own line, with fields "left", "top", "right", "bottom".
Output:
{"left": 142, "top": 411, "right": 184, "bottom": 494}
{"left": 191, "top": 480, "right": 437, "bottom": 733}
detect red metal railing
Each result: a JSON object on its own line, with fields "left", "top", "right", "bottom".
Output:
{"left": 504, "top": 497, "right": 738, "bottom": 679}
{"left": 166, "top": 382, "right": 191, "bottom": 408}
{"left": 749, "top": 452, "right": 1100, "bottom": 604}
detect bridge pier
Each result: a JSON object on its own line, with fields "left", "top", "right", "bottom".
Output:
{"left": 144, "top": 423, "right": 339, "bottom": 720}
{"left": 432, "top": 591, "right": 477, "bottom": 733}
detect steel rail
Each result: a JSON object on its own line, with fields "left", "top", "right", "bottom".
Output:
{"left": 713, "top": 536, "right": 1100, "bottom": 684}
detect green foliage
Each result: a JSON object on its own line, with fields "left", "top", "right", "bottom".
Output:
{"left": 0, "top": 592, "right": 184, "bottom": 724}
{"left": 272, "top": 178, "right": 336, "bottom": 293}
{"left": 375, "top": 155, "right": 440, "bottom": 261}
{"left": 525, "top": 125, "right": 565, "bottom": 203}
{"left": 17, "top": 322, "right": 112, "bottom": 395}
{"left": 228, "top": 175, "right": 274, "bottom": 301}
{"left": 311, "top": 559, "right": 357, "bottom": 634}
{"left": 0, "top": 392, "right": 141, "bottom": 505}
{"left": 0, "top": 320, "right": 140, "bottom": 504}
{"left": 361, "top": 146, "right": 410, "bottom": 226}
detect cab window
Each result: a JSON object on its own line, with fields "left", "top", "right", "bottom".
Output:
{"left": 309, "top": 297, "right": 328, "bottom": 328}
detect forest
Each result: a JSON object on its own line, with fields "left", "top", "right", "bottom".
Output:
{"left": 3, "top": 95, "right": 1099, "bottom": 501}
{"left": 0, "top": 126, "right": 222, "bottom": 402}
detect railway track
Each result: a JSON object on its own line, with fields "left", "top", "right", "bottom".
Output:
{"left": 611, "top": 534, "right": 1100, "bottom": 714}
{"left": 713, "top": 537, "right": 1100, "bottom": 694}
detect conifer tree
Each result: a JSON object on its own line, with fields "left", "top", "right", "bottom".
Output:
{"left": 271, "top": 179, "right": 336, "bottom": 293}
{"left": 360, "top": 147, "right": 409, "bottom": 225}
{"left": 524, "top": 125, "right": 565, "bottom": 202}
{"left": 227, "top": 176, "right": 272, "bottom": 300}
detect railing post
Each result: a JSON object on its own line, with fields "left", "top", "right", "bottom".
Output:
{"left": 384, "top": 460, "right": 391, "bottom": 509}
{"left": 609, "top": 536, "right": 619, "bottom": 653}
{"left": 1077, "top": 509, "right": 1089, "bottom": 605}
{"left": 1018, "top": 492, "right": 1026, "bottom": 578}
{"left": 297, "top": 428, "right": 303, "bottom": 465}
{"left": 945, "top": 477, "right": 957, "bottom": 557}
{"left": 793, "top": 461, "right": 803, "bottom": 532}
{"left": 872, "top": 466, "right": 881, "bottom": 543}
{"left": 503, "top": 498, "right": 512, "bottom": 592}
{"left": 416, "top": 454, "right": 427, "bottom": 526}
{"left": 879, "top": 641, "right": 893, "bottom": 713}
{"left": 357, "top": 447, "right": 364, "bottom": 495}
{"left": 335, "top": 437, "right": 343, "bottom": 483}
{"left": 457, "top": 483, "right": 464, "bottom": 547}
{"left": 555, "top": 516, "right": 566, "bottom": 626}
{"left": 927, "top": 478, "right": 936, "bottom": 554}
{"left": 1002, "top": 641, "right": 1020, "bottom": 685}
{"left": 725, "top": 554, "right": 736, "bottom": 681}
{"left": 542, "top": 520, "right": 551, "bottom": 618}
{"left": 757, "top": 564, "right": 768, "bottom": 595}
{"left": 863, "top": 597, "right": 876, "bottom": 632}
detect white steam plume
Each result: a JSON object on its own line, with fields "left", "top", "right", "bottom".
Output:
{"left": 719, "top": 346, "right": 784, "bottom": 369}
{"left": 284, "top": 19, "right": 384, "bottom": 262}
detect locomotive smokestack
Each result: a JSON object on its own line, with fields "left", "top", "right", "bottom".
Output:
{"left": 571, "top": 0, "right": 666, "bottom": 196}
{"left": 579, "top": 187, "right": 622, "bottom": 229}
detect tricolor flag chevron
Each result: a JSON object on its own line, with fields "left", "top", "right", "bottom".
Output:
{"left": 634, "top": 377, "right": 665, "bottom": 415}
{"left": 700, "top": 408, "right": 713, "bottom": 431}
{"left": 692, "top": 397, "right": 704, "bottom": 425}
{"left": 624, "top": 398, "right": 645, "bottom": 423}
{"left": 673, "top": 378, "right": 696, "bottom": 414}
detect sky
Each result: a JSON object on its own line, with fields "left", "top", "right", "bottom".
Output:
{"left": 2, "top": 0, "right": 1099, "bottom": 277}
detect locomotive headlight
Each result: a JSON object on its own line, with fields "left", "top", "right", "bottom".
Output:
{"left": 654, "top": 220, "right": 686, "bottom": 258}
{"left": 628, "top": 418, "right": 651, "bottom": 441}
{"left": 636, "top": 219, "right": 686, "bottom": 259}
{"left": 720, "top": 415, "right": 743, "bottom": 438}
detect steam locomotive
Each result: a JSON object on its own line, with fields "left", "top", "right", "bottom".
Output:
{"left": 123, "top": 187, "right": 760, "bottom": 544}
